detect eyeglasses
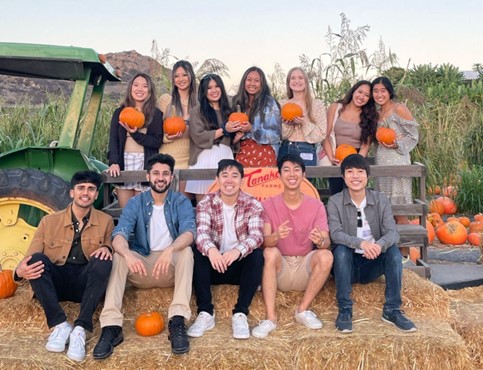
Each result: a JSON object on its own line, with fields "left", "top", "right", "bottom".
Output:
{"left": 357, "top": 209, "right": 362, "bottom": 228}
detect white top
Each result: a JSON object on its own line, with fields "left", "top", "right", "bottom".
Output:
{"left": 149, "top": 204, "right": 173, "bottom": 251}
{"left": 220, "top": 203, "right": 238, "bottom": 254}
{"left": 353, "top": 198, "right": 374, "bottom": 254}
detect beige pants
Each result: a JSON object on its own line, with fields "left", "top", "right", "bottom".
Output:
{"left": 99, "top": 248, "right": 193, "bottom": 327}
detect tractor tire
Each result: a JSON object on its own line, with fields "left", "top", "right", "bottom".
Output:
{"left": 0, "top": 169, "right": 71, "bottom": 270}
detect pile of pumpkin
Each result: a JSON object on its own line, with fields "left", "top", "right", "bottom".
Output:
{"left": 424, "top": 185, "right": 483, "bottom": 247}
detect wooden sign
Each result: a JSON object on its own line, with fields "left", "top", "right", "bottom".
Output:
{"left": 208, "top": 167, "right": 320, "bottom": 201}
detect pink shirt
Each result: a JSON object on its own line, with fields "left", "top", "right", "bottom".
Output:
{"left": 262, "top": 194, "right": 329, "bottom": 256}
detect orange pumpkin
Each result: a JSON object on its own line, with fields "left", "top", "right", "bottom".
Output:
{"left": 468, "top": 233, "right": 481, "bottom": 246}
{"left": 435, "top": 196, "right": 457, "bottom": 215}
{"left": 0, "top": 269, "right": 17, "bottom": 299}
{"left": 428, "top": 213, "right": 444, "bottom": 229}
{"left": 435, "top": 221, "right": 468, "bottom": 245}
{"left": 427, "top": 185, "right": 441, "bottom": 196}
{"left": 442, "top": 185, "right": 457, "bottom": 199}
{"left": 334, "top": 144, "right": 357, "bottom": 162}
{"left": 376, "top": 127, "right": 396, "bottom": 145}
{"left": 229, "top": 105, "right": 249, "bottom": 123}
{"left": 474, "top": 214, "right": 483, "bottom": 222}
{"left": 281, "top": 102, "right": 303, "bottom": 121}
{"left": 135, "top": 312, "right": 164, "bottom": 336}
{"left": 469, "top": 221, "right": 483, "bottom": 234}
{"left": 428, "top": 199, "right": 445, "bottom": 215}
{"left": 411, "top": 219, "right": 435, "bottom": 244}
{"left": 163, "top": 106, "right": 186, "bottom": 135}
{"left": 409, "top": 247, "right": 421, "bottom": 263}
{"left": 98, "top": 54, "right": 107, "bottom": 64}
{"left": 458, "top": 217, "right": 471, "bottom": 227}
{"left": 119, "top": 107, "right": 145, "bottom": 129}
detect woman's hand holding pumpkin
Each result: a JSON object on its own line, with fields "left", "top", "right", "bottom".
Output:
{"left": 119, "top": 121, "right": 138, "bottom": 134}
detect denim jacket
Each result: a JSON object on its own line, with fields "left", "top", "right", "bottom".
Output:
{"left": 113, "top": 189, "right": 196, "bottom": 256}
{"left": 244, "top": 96, "right": 281, "bottom": 154}
{"left": 327, "top": 188, "right": 399, "bottom": 253}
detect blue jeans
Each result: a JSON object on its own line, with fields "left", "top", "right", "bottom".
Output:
{"left": 332, "top": 245, "right": 402, "bottom": 312}
{"left": 28, "top": 253, "right": 112, "bottom": 331}
{"left": 192, "top": 246, "right": 264, "bottom": 316}
{"left": 278, "top": 140, "right": 317, "bottom": 166}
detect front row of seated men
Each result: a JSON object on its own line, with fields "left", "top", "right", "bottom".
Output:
{"left": 13, "top": 153, "right": 416, "bottom": 362}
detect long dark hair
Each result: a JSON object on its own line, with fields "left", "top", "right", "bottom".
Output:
{"left": 232, "top": 66, "right": 278, "bottom": 122}
{"left": 121, "top": 72, "right": 157, "bottom": 126}
{"left": 338, "top": 80, "right": 377, "bottom": 145}
{"left": 198, "top": 74, "right": 231, "bottom": 130}
{"left": 170, "top": 60, "right": 197, "bottom": 115}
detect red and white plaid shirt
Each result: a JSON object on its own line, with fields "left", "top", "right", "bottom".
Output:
{"left": 196, "top": 190, "right": 264, "bottom": 257}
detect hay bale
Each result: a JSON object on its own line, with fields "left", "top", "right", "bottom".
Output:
{"left": 447, "top": 286, "right": 483, "bottom": 369}
{"left": 0, "top": 270, "right": 466, "bottom": 369}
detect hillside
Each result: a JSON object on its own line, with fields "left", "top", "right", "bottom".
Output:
{"left": 0, "top": 50, "right": 169, "bottom": 105}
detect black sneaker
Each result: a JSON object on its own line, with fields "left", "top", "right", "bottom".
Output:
{"left": 335, "top": 309, "right": 353, "bottom": 333}
{"left": 168, "top": 316, "right": 189, "bottom": 354}
{"left": 382, "top": 310, "right": 417, "bottom": 332}
{"left": 93, "top": 325, "right": 124, "bottom": 359}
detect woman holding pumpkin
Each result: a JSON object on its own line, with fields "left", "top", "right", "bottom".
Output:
{"left": 278, "top": 67, "right": 326, "bottom": 167}
{"left": 231, "top": 66, "right": 281, "bottom": 167}
{"left": 372, "top": 76, "right": 419, "bottom": 225}
{"left": 186, "top": 74, "right": 242, "bottom": 203}
{"left": 322, "top": 80, "right": 378, "bottom": 195}
{"left": 158, "top": 60, "right": 198, "bottom": 196}
{"left": 107, "top": 73, "right": 163, "bottom": 208}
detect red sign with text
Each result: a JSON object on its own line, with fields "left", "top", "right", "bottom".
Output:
{"left": 208, "top": 167, "right": 320, "bottom": 201}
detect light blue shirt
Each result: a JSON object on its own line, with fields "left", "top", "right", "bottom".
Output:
{"left": 113, "top": 189, "right": 196, "bottom": 256}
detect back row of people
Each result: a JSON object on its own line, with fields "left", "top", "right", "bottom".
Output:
{"left": 106, "top": 65, "right": 419, "bottom": 223}
{"left": 14, "top": 153, "right": 416, "bottom": 363}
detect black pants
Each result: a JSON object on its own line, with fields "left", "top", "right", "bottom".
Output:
{"left": 28, "top": 252, "right": 112, "bottom": 332}
{"left": 192, "top": 246, "right": 264, "bottom": 316}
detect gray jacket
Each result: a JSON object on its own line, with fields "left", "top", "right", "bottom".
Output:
{"left": 327, "top": 188, "right": 399, "bottom": 253}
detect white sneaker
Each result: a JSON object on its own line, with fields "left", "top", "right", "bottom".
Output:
{"left": 187, "top": 311, "right": 215, "bottom": 338}
{"left": 232, "top": 313, "right": 250, "bottom": 339}
{"left": 295, "top": 310, "right": 323, "bottom": 329}
{"left": 66, "top": 326, "right": 86, "bottom": 362}
{"left": 45, "top": 321, "right": 72, "bottom": 352}
{"left": 252, "top": 320, "right": 277, "bottom": 339}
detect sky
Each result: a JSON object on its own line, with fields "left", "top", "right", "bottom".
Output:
{"left": 1, "top": 0, "right": 482, "bottom": 91}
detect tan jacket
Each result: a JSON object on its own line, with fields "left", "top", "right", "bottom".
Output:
{"left": 20, "top": 203, "right": 114, "bottom": 267}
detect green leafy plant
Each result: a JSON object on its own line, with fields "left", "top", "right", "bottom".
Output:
{"left": 455, "top": 166, "right": 483, "bottom": 214}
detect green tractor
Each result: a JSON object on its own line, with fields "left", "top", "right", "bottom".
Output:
{"left": 0, "top": 42, "right": 120, "bottom": 270}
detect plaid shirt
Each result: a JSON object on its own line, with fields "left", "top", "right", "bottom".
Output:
{"left": 196, "top": 190, "right": 264, "bottom": 257}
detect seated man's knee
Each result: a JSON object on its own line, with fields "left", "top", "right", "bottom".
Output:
{"left": 313, "top": 249, "right": 333, "bottom": 268}
{"left": 263, "top": 247, "right": 281, "bottom": 265}
{"left": 89, "top": 256, "right": 113, "bottom": 278}
{"left": 29, "top": 252, "right": 49, "bottom": 265}
{"left": 386, "top": 245, "right": 403, "bottom": 264}
{"left": 333, "top": 245, "right": 352, "bottom": 263}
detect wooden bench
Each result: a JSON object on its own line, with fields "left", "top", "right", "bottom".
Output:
{"left": 102, "top": 163, "right": 430, "bottom": 278}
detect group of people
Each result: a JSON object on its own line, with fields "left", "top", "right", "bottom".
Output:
{"left": 106, "top": 63, "right": 419, "bottom": 217}
{"left": 12, "top": 64, "right": 420, "bottom": 362}
{"left": 13, "top": 152, "right": 416, "bottom": 362}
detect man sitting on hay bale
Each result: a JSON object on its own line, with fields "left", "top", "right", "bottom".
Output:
{"left": 13, "top": 171, "right": 114, "bottom": 362}
{"left": 93, "top": 153, "right": 196, "bottom": 358}
{"left": 188, "top": 159, "right": 264, "bottom": 340}
{"left": 252, "top": 153, "right": 333, "bottom": 339}
{"left": 327, "top": 153, "right": 417, "bottom": 333}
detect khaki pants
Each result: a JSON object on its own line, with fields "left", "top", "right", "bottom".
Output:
{"left": 99, "top": 248, "right": 193, "bottom": 327}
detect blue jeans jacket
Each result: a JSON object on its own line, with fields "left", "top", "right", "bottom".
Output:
{"left": 113, "top": 189, "right": 196, "bottom": 256}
